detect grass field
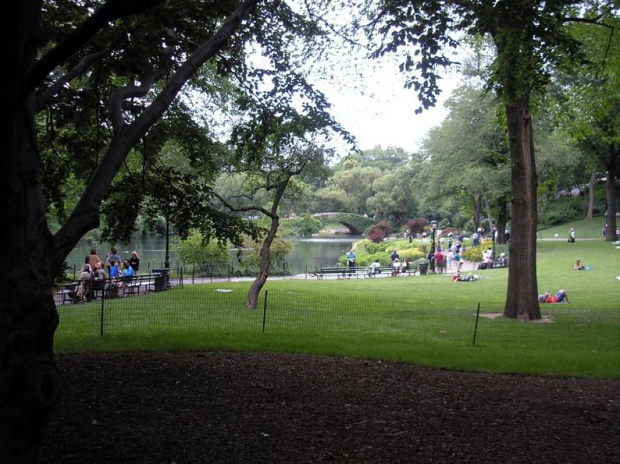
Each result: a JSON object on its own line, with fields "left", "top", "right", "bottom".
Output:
{"left": 55, "top": 220, "right": 620, "bottom": 378}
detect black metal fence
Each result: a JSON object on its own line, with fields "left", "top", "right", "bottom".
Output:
{"left": 54, "top": 282, "right": 620, "bottom": 351}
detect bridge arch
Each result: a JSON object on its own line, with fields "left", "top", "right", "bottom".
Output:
{"left": 312, "top": 213, "right": 373, "bottom": 235}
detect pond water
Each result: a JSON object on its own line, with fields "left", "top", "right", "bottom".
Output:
{"left": 65, "top": 235, "right": 360, "bottom": 277}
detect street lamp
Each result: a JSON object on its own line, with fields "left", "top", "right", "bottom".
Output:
{"left": 164, "top": 212, "right": 170, "bottom": 271}
{"left": 430, "top": 219, "right": 438, "bottom": 273}
{"left": 491, "top": 224, "right": 497, "bottom": 268}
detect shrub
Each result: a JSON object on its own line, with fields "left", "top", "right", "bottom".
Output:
{"left": 462, "top": 247, "right": 483, "bottom": 262}
{"left": 367, "top": 225, "right": 387, "bottom": 243}
{"left": 177, "top": 229, "right": 230, "bottom": 267}
{"left": 398, "top": 247, "right": 425, "bottom": 261}
{"left": 539, "top": 198, "right": 581, "bottom": 225}
{"left": 374, "top": 221, "right": 393, "bottom": 235}
{"left": 365, "top": 241, "right": 390, "bottom": 254}
{"left": 439, "top": 227, "right": 460, "bottom": 239}
{"left": 298, "top": 213, "right": 322, "bottom": 237}
{"left": 405, "top": 218, "right": 429, "bottom": 234}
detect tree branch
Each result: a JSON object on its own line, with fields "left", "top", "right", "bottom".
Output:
{"left": 110, "top": 48, "right": 173, "bottom": 131}
{"left": 35, "top": 49, "right": 110, "bottom": 111}
{"left": 53, "top": 0, "right": 261, "bottom": 264}
{"left": 22, "top": 0, "right": 166, "bottom": 99}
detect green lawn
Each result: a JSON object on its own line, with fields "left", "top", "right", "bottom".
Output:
{"left": 55, "top": 235, "right": 620, "bottom": 378}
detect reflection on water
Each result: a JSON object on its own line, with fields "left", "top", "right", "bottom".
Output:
{"left": 66, "top": 235, "right": 361, "bottom": 276}
{"left": 287, "top": 237, "right": 360, "bottom": 274}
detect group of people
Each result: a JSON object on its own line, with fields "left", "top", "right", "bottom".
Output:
{"left": 72, "top": 247, "right": 141, "bottom": 301}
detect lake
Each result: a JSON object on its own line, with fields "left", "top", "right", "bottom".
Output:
{"left": 65, "top": 235, "right": 359, "bottom": 277}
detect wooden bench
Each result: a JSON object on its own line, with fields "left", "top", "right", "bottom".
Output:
{"left": 314, "top": 267, "right": 366, "bottom": 279}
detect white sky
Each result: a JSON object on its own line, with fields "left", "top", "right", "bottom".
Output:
{"left": 315, "top": 65, "right": 461, "bottom": 156}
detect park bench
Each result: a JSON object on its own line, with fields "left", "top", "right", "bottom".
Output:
{"left": 314, "top": 267, "right": 366, "bottom": 279}
{"left": 58, "top": 283, "right": 80, "bottom": 304}
{"left": 367, "top": 265, "right": 419, "bottom": 277}
{"left": 477, "top": 259, "right": 508, "bottom": 270}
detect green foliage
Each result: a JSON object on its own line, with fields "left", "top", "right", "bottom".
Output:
{"left": 539, "top": 197, "right": 582, "bottom": 226}
{"left": 176, "top": 230, "right": 230, "bottom": 267}
{"left": 462, "top": 247, "right": 482, "bottom": 263}
{"left": 240, "top": 238, "right": 292, "bottom": 272}
{"left": 349, "top": 238, "right": 425, "bottom": 266}
{"left": 298, "top": 213, "right": 322, "bottom": 237}
{"left": 365, "top": 241, "right": 390, "bottom": 254}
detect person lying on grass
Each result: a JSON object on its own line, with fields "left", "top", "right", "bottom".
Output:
{"left": 538, "top": 289, "right": 571, "bottom": 304}
{"left": 451, "top": 272, "right": 480, "bottom": 282}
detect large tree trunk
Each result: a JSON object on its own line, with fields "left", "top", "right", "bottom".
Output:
{"left": 1, "top": 1, "right": 261, "bottom": 460}
{"left": 0, "top": 3, "right": 61, "bottom": 462}
{"left": 503, "top": 95, "right": 541, "bottom": 320}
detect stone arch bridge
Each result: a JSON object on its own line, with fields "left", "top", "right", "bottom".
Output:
{"left": 312, "top": 212, "right": 374, "bottom": 235}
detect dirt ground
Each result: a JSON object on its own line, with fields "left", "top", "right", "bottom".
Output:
{"left": 41, "top": 352, "right": 620, "bottom": 463}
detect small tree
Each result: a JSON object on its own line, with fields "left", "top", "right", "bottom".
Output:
{"left": 405, "top": 218, "right": 429, "bottom": 235}
{"left": 177, "top": 230, "right": 230, "bottom": 268}
{"left": 367, "top": 221, "right": 392, "bottom": 242}
{"left": 299, "top": 213, "right": 322, "bottom": 237}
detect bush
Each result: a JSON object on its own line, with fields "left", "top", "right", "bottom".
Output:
{"left": 298, "top": 213, "right": 322, "bottom": 237}
{"left": 439, "top": 227, "right": 460, "bottom": 239}
{"left": 365, "top": 241, "right": 390, "bottom": 254}
{"left": 367, "top": 225, "right": 387, "bottom": 243}
{"left": 177, "top": 229, "right": 229, "bottom": 267}
{"left": 405, "top": 218, "right": 429, "bottom": 234}
{"left": 462, "top": 247, "right": 482, "bottom": 262}
{"left": 539, "top": 198, "right": 581, "bottom": 225}
{"left": 398, "top": 247, "right": 426, "bottom": 261}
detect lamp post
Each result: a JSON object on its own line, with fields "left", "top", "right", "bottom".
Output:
{"left": 164, "top": 212, "right": 170, "bottom": 271}
{"left": 430, "top": 219, "right": 438, "bottom": 273}
{"left": 491, "top": 224, "right": 497, "bottom": 268}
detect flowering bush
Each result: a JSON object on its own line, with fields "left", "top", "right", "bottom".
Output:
{"left": 367, "top": 226, "right": 387, "bottom": 243}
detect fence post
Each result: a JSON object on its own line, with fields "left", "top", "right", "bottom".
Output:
{"left": 472, "top": 303, "right": 481, "bottom": 346}
{"left": 100, "top": 294, "right": 105, "bottom": 337}
{"left": 262, "top": 290, "right": 269, "bottom": 334}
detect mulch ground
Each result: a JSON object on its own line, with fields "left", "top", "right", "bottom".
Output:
{"left": 41, "top": 352, "right": 620, "bottom": 463}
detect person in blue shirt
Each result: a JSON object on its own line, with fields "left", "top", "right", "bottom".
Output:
{"left": 345, "top": 250, "right": 356, "bottom": 272}
{"left": 122, "top": 261, "right": 136, "bottom": 277}
{"left": 390, "top": 250, "right": 399, "bottom": 264}
{"left": 109, "top": 261, "right": 120, "bottom": 279}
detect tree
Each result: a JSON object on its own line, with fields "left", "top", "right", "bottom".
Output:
{"left": 298, "top": 213, "right": 323, "bottom": 237}
{"left": 214, "top": 141, "right": 328, "bottom": 309}
{"left": 2, "top": 0, "right": 346, "bottom": 460}
{"left": 420, "top": 85, "right": 510, "bottom": 239}
{"left": 177, "top": 229, "right": 230, "bottom": 268}
{"left": 329, "top": 0, "right": 619, "bottom": 320}
{"left": 554, "top": 15, "right": 620, "bottom": 241}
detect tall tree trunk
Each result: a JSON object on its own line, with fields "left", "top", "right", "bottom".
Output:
{"left": 604, "top": 163, "right": 618, "bottom": 242}
{"left": 586, "top": 171, "right": 596, "bottom": 220}
{"left": 1, "top": 2, "right": 61, "bottom": 461}
{"left": 472, "top": 195, "right": 482, "bottom": 231}
{"left": 497, "top": 195, "right": 507, "bottom": 244}
{"left": 245, "top": 177, "right": 291, "bottom": 310}
{"left": 483, "top": 195, "right": 494, "bottom": 232}
{"left": 245, "top": 215, "right": 279, "bottom": 309}
{"left": 1, "top": 1, "right": 261, "bottom": 460}
{"left": 503, "top": 95, "right": 541, "bottom": 320}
